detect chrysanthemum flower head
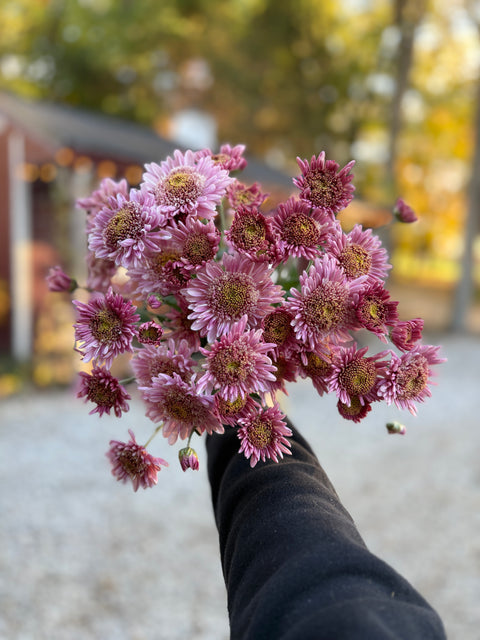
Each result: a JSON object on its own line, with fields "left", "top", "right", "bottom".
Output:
{"left": 130, "top": 339, "right": 195, "bottom": 387}
{"left": 226, "top": 180, "right": 269, "bottom": 210}
{"left": 294, "top": 152, "right": 355, "bottom": 216}
{"left": 285, "top": 255, "right": 364, "bottom": 350}
{"left": 327, "top": 224, "right": 391, "bottom": 285}
{"left": 107, "top": 429, "right": 168, "bottom": 491}
{"left": 141, "top": 149, "right": 232, "bottom": 221}
{"left": 296, "top": 347, "right": 333, "bottom": 396}
{"left": 390, "top": 318, "right": 424, "bottom": 352}
{"left": 214, "top": 393, "right": 260, "bottom": 427}
{"left": 73, "top": 288, "right": 140, "bottom": 368}
{"left": 137, "top": 321, "right": 164, "bottom": 346}
{"left": 196, "top": 143, "right": 248, "bottom": 171}
{"left": 271, "top": 197, "right": 333, "bottom": 261}
{"left": 337, "top": 396, "right": 373, "bottom": 423}
{"left": 141, "top": 373, "right": 224, "bottom": 444}
{"left": 355, "top": 282, "right": 399, "bottom": 341}
{"left": 77, "top": 366, "right": 131, "bottom": 417}
{"left": 184, "top": 252, "right": 284, "bottom": 343}
{"left": 393, "top": 197, "right": 418, "bottom": 223}
{"left": 261, "top": 306, "right": 296, "bottom": 355}
{"left": 178, "top": 446, "right": 200, "bottom": 472}
{"left": 168, "top": 217, "right": 220, "bottom": 273}
{"left": 85, "top": 252, "right": 117, "bottom": 293}
{"left": 88, "top": 189, "right": 171, "bottom": 268}
{"left": 77, "top": 177, "right": 129, "bottom": 231}
{"left": 197, "top": 316, "right": 277, "bottom": 402}
{"left": 237, "top": 403, "right": 292, "bottom": 467}
{"left": 46, "top": 266, "right": 77, "bottom": 293}
{"left": 225, "top": 205, "right": 276, "bottom": 261}
{"left": 126, "top": 239, "right": 187, "bottom": 297}
{"left": 378, "top": 345, "right": 446, "bottom": 415}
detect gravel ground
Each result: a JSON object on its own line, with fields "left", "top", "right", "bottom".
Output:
{"left": 1, "top": 331, "right": 479, "bottom": 640}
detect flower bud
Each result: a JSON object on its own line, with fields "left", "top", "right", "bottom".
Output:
{"left": 393, "top": 198, "right": 418, "bottom": 223}
{"left": 46, "top": 266, "right": 77, "bottom": 292}
{"left": 178, "top": 447, "right": 200, "bottom": 472}
{"left": 386, "top": 421, "right": 407, "bottom": 435}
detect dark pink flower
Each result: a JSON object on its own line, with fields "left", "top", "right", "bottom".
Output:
{"left": 237, "top": 402, "right": 292, "bottom": 467}
{"left": 378, "top": 345, "right": 446, "bottom": 415}
{"left": 107, "top": 429, "right": 168, "bottom": 491}
{"left": 327, "top": 224, "right": 391, "bottom": 285}
{"left": 197, "top": 316, "right": 277, "bottom": 402}
{"left": 285, "top": 255, "right": 364, "bottom": 350}
{"left": 326, "top": 344, "right": 388, "bottom": 408}
{"left": 296, "top": 348, "right": 333, "bottom": 396}
{"left": 337, "top": 396, "right": 373, "bottom": 423}
{"left": 126, "top": 238, "right": 187, "bottom": 297}
{"left": 271, "top": 197, "right": 333, "bottom": 261}
{"left": 46, "top": 266, "right": 77, "bottom": 293}
{"left": 294, "top": 152, "right": 355, "bottom": 216}
{"left": 355, "top": 283, "right": 399, "bottom": 341}
{"left": 137, "top": 321, "right": 164, "bottom": 345}
{"left": 141, "top": 373, "right": 223, "bottom": 444}
{"left": 214, "top": 393, "right": 260, "bottom": 427}
{"left": 77, "top": 366, "right": 130, "bottom": 417}
{"left": 390, "top": 318, "right": 424, "bottom": 352}
{"left": 225, "top": 206, "right": 277, "bottom": 261}
{"left": 168, "top": 217, "right": 220, "bottom": 273}
{"left": 141, "top": 149, "right": 232, "bottom": 221}
{"left": 226, "top": 180, "right": 269, "bottom": 210}
{"left": 178, "top": 446, "right": 200, "bottom": 472}
{"left": 393, "top": 198, "right": 418, "bottom": 223}
{"left": 184, "top": 252, "right": 284, "bottom": 343}
{"left": 261, "top": 306, "right": 297, "bottom": 356}
{"left": 73, "top": 288, "right": 140, "bottom": 367}
{"left": 88, "top": 188, "right": 171, "bottom": 268}
{"left": 163, "top": 294, "right": 201, "bottom": 351}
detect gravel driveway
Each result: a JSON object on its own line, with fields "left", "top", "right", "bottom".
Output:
{"left": 1, "top": 331, "right": 478, "bottom": 639}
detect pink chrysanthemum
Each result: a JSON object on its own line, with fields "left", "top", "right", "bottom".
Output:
{"left": 163, "top": 294, "right": 201, "bottom": 351}
{"left": 337, "top": 396, "right": 373, "bottom": 423}
{"left": 197, "top": 316, "right": 277, "bottom": 401}
{"left": 263, "top": 352, "right": 299, "bottom": 396}
{"left": 195, "top": 143, "right": 248, "bottom": 171}
{"left": 46, "top": 266, "right": 77, "bottom": 293}
{"left": 271, "top": 197, "right": 332, "bottom": 260}
{"left": 130, "top": 339, "right": 195, "bottom": 387}
{"left": 167, "top": 217, "right": 220, "bottom": 273}
{"left": 107, "top": 429, "right": 168, "bottom": 491}
{"left": 141, "top": 373, "right": 223, "bottom": 444}
{"left": 261, "top": 306, "right": 297, "bottom": 356}
{"left": 293, "top": 152, "right": 355, "bottom": 216}
{"left": 393, "top": 197, "right": 418, "bottom": 223}
{"left": 327, "top": 224, "right": 391, "bottom": 285}
{"left": 178, "top": 446, "right": 200, "bottom": 472}
{"left": 141, "top": 149, "right": 232, "bottom": 221}
{"left": 377, "top": 345, "right": 446, "bottom": 415}
{"left": 285, "top": 255, "right": 364, "bottom": 350}
{"left": 226, "top": 180, "right": 269, "bottom": 210}
{"left": 85, "top": 251, "right": 117, "bottom": 293}
{"left": 184, "top": 252, "right": 284, "bottom": 343}
{"left": 355, "top": 282, "right": 399, "bottom": 341}
{"left": 326, "top": 344, "right": 389, "bottom": 407}
{"left": 390, "top": 318, "right": 424, "bottom": 352}
{"left": 77, "top": 366, "right": 131, "bottom": 417}
{"left": 296, "top": 347, "right": 333, "bottom": 396}
{"left": 137, "top": 321, "right": 164, "bottom": 345}
{"left": 225, "top": 205, "right": 277, "bottom": 262}
{"left": 73, "top": 288, "right": 140, "bottom": 367}
{"left": 88, "top": 189, "right": 171, "bottom": 268}
{"left": 77, "top": 177, "right": 129, "bottom": 218}
{"left": 126, "top": 239, "right": 187, "bottom": 298}
{"left": 214, "top": 393, "right": 260, "bottom": 427}
{"left": 237, "top": 402, "right": 292, "bottom": 467}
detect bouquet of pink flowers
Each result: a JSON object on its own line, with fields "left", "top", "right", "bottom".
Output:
{"left": 48, "top": 145, "right": 444, "bottom": 491}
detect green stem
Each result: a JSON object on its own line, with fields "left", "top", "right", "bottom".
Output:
{"left": 144, "top": 423, "right": 163, "bottom": 448}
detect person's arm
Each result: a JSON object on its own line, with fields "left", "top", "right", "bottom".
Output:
{"left": 206, "top": 420, "right": 446, "bottom": 640}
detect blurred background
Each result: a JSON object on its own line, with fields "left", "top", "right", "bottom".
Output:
{"left": 0, "top": 1, "right": 479, "bottom": 639}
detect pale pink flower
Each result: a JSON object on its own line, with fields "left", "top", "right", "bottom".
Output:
{"left": 73, "top": 288, "right": 140, "bottom": 367}
{"left": 77, "top": 178, "right": 129, "bottom": 232}
{"left": 184, "top": 252, "right": 284, "bottom": 343}
{"left": 107, "top": 429, "right": 168, "bottom": 491}
{"left": 197, "top": 316, "right": 277, "bottom": 402}
{"left": 294, "top": 152, "right": 355, "bottom": 216}
{"left": 141, "top": 373, "right": 223, "bottom": 444}
{"left": 130, "top": 339, "right": 195, "bottom": 387}
{"left": 377, "top": 345, "right": 446, "bottom": 415}
{"left": 237, "top": 402, "right": 292, "bottom": 467}
{"left": 355, "top": 282, "right": 399, "bottom": 341}
{"left": 285, "top": 255, "right": 364, "bottom": 350}
{"left": 394, "top": 198, "right": 418, "bottom": 223}
{"left": 88, "top": 189, "right": 171, "bottom": 268}
{"left": 271, "top": 197, "right": 333, "bottom": 261}
{"left": 326, "top": 344, "right": 389, "bottom": 408}
{"left": 46, "top": 266, "right": 77, "bottom": 292}
{"left": 77, "top": 366, "right": 130, "bottom": 417}
{"left": 141, "top": 149, "right": 232, "bottom": 221}
{"left": 126, "top": 239, "right": 187, "bottom": 298}
{"left": 327, "top": 224, "right": 391, "bottom": 285}
{"left": 178, "top": 446, "right": 200, "bottom": 471}
{"left": 390, "top": 318, "right": 424, "bottom": 352}
{"left": 168, "top": 217, "right": 220, "bottom": 273}
{"left": 226, "top": 180, "right": 269, "bottom": 210}
{"left": 196, "top": 143, "right": 248, "bottom": 171}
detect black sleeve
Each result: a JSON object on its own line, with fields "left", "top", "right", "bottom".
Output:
{"left": 206, "top": 419, "right": 447, "bottom": 640}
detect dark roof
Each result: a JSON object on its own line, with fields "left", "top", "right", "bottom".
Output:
{"left": 0, "top": 92, "right": 293, "bottom": 188}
